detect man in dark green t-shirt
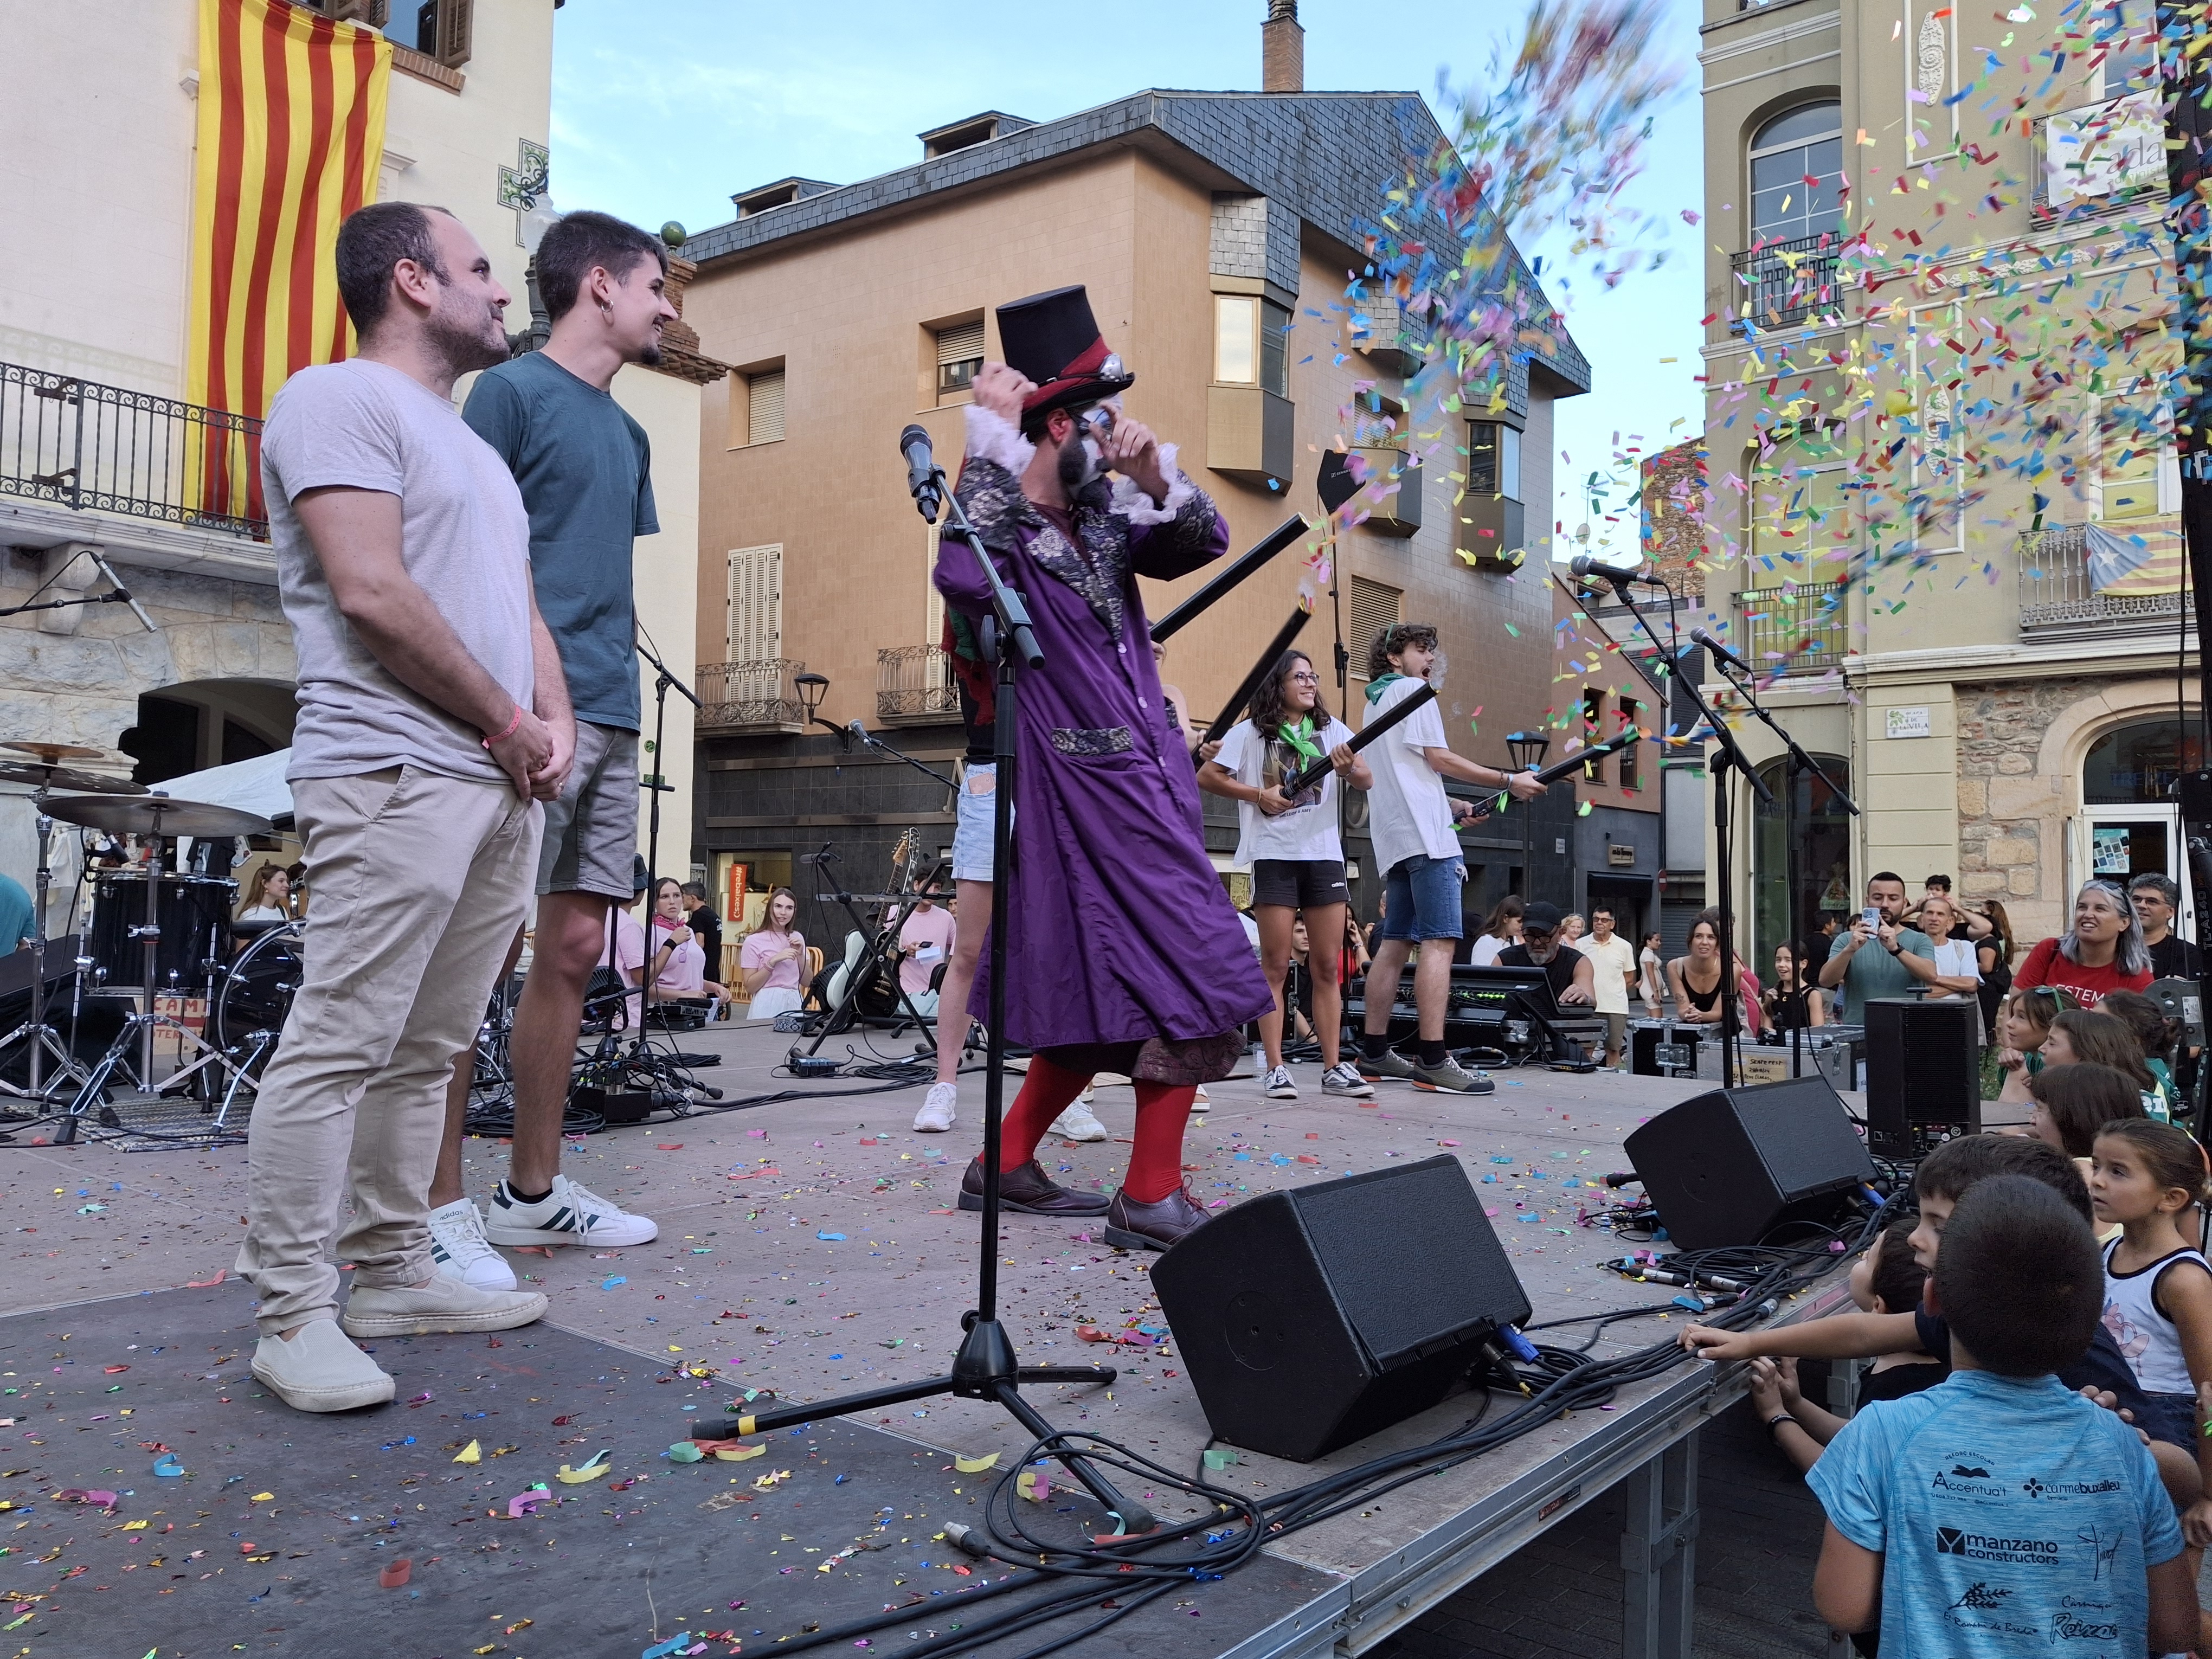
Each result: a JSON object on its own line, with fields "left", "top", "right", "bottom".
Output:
{"left": 429, "top": 210, "right": 678, "bottom": 1285}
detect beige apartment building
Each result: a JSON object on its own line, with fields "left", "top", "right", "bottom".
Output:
{"left": 1692, "top": 0, "right": 2192, "bottom": 956}
{"left": 0, "top": 0, "right": 710, "bottom": 905}
{"left": 679, "top": 28, "right": 1593, "bottom": 941}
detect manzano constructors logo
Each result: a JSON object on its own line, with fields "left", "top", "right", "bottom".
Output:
{"left": 1935, "top": 1527, "right": 2062, "bottom": 1566}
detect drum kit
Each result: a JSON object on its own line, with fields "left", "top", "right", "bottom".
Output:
{"left": 0, "top": 741, "right": 284, "bottom": 1142}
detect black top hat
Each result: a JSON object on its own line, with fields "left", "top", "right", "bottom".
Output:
{"left": 995, "top": 286, "right": 1134, "bottom": 429}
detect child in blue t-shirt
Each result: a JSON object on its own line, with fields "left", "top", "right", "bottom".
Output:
{"left": 1806, "top": 1174, "right": 2195, "bottom": 1655}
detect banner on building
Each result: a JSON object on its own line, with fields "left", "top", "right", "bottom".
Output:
{"left": 188, "top": 0, "right": 389, "bottom": 525}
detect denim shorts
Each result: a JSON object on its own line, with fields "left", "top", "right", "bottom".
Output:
{"left": 1380, "top": 853, "right": 1465, "bottom": 942}
{"left": 950, "top": 763, "right": 1000, "bottom": 883}
{"left": 2137, "top": 1389, "right": 2198, "bottom": 1451}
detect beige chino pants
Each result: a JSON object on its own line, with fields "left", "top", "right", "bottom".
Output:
{"left": 236, "top": 766, "right": 541, "bottom": 1336}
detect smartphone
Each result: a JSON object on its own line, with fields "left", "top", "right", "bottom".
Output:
{"left": 1860, "top": 906, "right": 1881, "bottom": 932}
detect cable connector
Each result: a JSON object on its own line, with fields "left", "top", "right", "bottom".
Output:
{"left": 942, "top": 1522, "right": 992, "bottom": 1558}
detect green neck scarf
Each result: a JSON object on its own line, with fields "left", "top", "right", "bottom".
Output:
{"left": 1276, "top": 714, "right": 1323, "bottom": 765}
{"left": 1364, "top": 671, "right": 1405, "bottom": 706}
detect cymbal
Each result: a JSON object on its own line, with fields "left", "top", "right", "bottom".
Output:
{"left": 41, "top": 793, "right": 271, "bottom": 839}
{"left": 0, "top": 762, "right": 145, "bottom": 795}
{"left": 2, "top": 741, "right": 105, "bottom": 763}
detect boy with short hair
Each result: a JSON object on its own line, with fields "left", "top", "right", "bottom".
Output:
{"left": 1808, "top": 1175, "right": 2195, "bottom": 1651}
{"left": 1354, "top": 623, "right": 1545, "bottom": 1094}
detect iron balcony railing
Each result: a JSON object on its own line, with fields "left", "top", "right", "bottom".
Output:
{"left": 876, "top": 644, "right": 958, "bottom": 723}
{"left": 1730, "top": 236, "right": 1846, "bottom": 327}
{"left": 698, "top": 659, "right": 807, "bottom": 732}
{"left": 2018, "top": 523, "right": 2187, "bottom": 636}
{"left": 0, "top": 361, "right": 266, "bottom": 539}
{"left": 1737, "top": 581, "right": 1848, "bottom": 672}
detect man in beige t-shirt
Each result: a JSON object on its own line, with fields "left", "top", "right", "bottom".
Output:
{"left": 1575, "top": 905, "right": 1641, "bottom": 1068}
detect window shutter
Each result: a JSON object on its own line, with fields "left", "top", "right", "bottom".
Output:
{"left": 935, "top": 320, "right": 985, "bottom": 365}
{"left": 726, "top": 545, "right": 784, "bottom": 663}
{"left": 1347, "top": 576, "right": 1401, "bottom": 676}
{"left": 925, "top": 528, "right": 946, "bottom": 648}
{"left": 329, "top": 0, "right": 390, "bottom": 24}
{"left": 434, "top": 0, "right": 472, "bottom": 67}
{"left": 748, "top": 369, "right": 786, "bottom": 445}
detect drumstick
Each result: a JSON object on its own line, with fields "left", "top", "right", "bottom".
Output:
{"left": 1201, "top": 609, "right": 1313, "bottom": 748}
{"left": 1148, "top": 515, "right": 1310, "bottom": 643}
{"left": 1277, "top": 681, "right": 1437, "bottom": 798}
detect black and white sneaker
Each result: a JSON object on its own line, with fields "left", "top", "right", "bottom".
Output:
{"left": 1261, "top": 1064, "right": 1299, "bottom": 1100}
{"left": 484, "top": 1174, "right": 658, "bottom": 1248}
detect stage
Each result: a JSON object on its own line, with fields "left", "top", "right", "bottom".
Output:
{"left": 0, "top": 1023, "right": 1877, "bottom": 1658}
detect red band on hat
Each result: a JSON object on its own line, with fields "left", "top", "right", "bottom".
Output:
{"left": 1021, "top": 335, "right": 1115, "bottom": 415}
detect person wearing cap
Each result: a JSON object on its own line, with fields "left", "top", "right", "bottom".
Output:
{"left": 1497, "top": 901, "right": 1597, "bottom": 1019}
{"left": 933, "top": 285, "right": 1272, "bottom": 1252}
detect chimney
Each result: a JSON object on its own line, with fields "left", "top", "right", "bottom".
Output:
{"left": 1262, "top": 0, "right": 1303, "bottom": 94}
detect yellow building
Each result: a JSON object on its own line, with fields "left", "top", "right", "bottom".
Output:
{"left": 1692, "top": 0, "right": 2191, "bottom": 953}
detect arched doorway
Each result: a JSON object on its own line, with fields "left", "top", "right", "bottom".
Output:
{"left": 2075, "top": 717, "right": 2203, "bottom": 936}
{"left": 1752, "top": 753, "right": 1853, "bottom": 970}
{"left": 118, "top": 678, "right": 295, "bottom": 786}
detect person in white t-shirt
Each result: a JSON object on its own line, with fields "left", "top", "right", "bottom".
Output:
{"left": 1468, "top": 896, "right": 1524, "bottom": 968}
{"left": 1577, "top": 905, "right": 1641, "bottom": 1067}
{"left": 1200, "top": 648, "right": 1373, "bottom": 1101}
{"left": 1352, "top": 623, "right": 1547, "bottom": 1094}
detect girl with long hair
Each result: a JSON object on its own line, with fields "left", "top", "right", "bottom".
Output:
{"left": 1469, "top": 896, "right": 1524, "bottom": 969}
{"left": 236, "top": 863, "right": 291, "bottom": 923}
{"left": 1762, "top": 941, "right": 1827, "bottom": 1031}
{"left": 648, "top": 878, "right": 729, "bottom": 1018}
{"left": 1667, "top": 912, "right": 1731, "bottom": 1026}
{"left": 1199, "top": 648, "right": 1372, "bottom": 1099}
{"left": 738, "top": 888, "right": 807, "bottom": 1021}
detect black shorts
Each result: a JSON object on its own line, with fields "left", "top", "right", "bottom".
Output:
{"left": 1251, "top": 858, "right": 1349, "bottom": 910}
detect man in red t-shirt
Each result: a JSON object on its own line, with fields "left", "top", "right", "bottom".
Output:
{"left": 2011, "top": 878, "right": 2153, "bottom": 1009}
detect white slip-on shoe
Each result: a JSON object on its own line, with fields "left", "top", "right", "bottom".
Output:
{"left": 339, "top": 1276, "right": 548, "bottom": 1339}
{"left": 1049, "top": 1099, "right": 1110, "bottom": 1142}
{"left": 484, "top": 1174, "right": 659, "bottom": 1248}
{"left": 427, "top": 1198, "right": 518, "bottom": 1292}
{"left": 913, "top": 1082, "right": 958, "bottom": 1133}
{"left": 251, "top": 1318, "right": 395, "bottom": 1413}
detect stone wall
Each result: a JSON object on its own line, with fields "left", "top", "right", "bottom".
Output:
{"left": 1954, "top": 674, "right": 2100, "bottom": 941}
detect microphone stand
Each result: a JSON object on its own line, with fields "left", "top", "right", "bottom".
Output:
{"left": 691, "top": 444, "right": 1148, "bottom": 1536}
{"left": 839, "top": 721, "right": 957, "bottom": 799}
{"left": 626, "top": 637, "right": 715, "bottom": 1101}
{"left": 1706, "top": 657, "right": 1860, "bottom": 1079}
{"left": 1587, "top": 573, "right": 1772, "bottom": 1090}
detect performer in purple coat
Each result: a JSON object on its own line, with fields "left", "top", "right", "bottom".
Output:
{"left": 935, "top": 285, "right": 1272, "bottom": 1251}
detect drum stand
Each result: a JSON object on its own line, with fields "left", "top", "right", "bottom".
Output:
{"left": 55, "top": 806, "right": 248, "bottom": 1145}
{"left": 0, "top": 803, "right": 91, "bottom": 1110}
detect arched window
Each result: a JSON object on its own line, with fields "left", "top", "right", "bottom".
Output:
{"left": 1750, "top": 103, "right": 1844, "bottom": 246}
{"left": 1752, "top": 753, "right": 1854, "bottom": 974}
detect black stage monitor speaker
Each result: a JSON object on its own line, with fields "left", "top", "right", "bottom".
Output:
{"left": 1151, "top": 1155, "right": 1531, "bottom": 1462}
{"left": 1623, "top": 1076, "right": 1877, "bottom": 1252}
{"left": 1862, "top": 996, "right": 1980, "bottom": 1155}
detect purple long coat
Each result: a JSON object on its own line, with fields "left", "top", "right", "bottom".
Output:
{"left": 934, "top": 407, "right": 1272, "bottom": 1058}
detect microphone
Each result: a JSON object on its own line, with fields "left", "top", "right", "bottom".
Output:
{"left": 86, "top": 549, "right": 157, "bottom": 633}
{"left": 846, "top": 719, "right": 871, "bottom": 751}
{"left": 1568, "top": 552, "right": 1651, "bottom": 588}
{"left": 1689, "top": 626, "right": 1755, "bottom": 677}
{"left": 899, "top": 425, "right": 942, "bottom": 524}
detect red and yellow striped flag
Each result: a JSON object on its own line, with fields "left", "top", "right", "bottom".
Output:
{"left": 188, "top": 0, "right": 389, "bottom": 523}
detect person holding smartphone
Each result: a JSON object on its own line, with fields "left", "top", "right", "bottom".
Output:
{"left": 1815, "top": 872, "right": 1932, "bottom": 1022}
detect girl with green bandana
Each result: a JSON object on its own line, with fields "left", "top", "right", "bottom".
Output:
{"left": 1199, "top": 650, "right": 1372, "bottom": 1101}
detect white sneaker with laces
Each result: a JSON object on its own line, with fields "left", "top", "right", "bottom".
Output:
{"left": 1262, "top": 1064, "right": 1299, "bottom": 1100}
{"left": 1321, "top": 1062, "right": 1375, "bottom": 1098}
{"left": 427, "top": 1198, "right": 517, "bottom": 1291}
{"left": 1049, "top": 1098, "right": 1110, "bottom": 1141}
{"left": 913, "top": 1081, "right": 958, "bottom": 1133}
{"left": 483, "top": 1174, "right": 659, "bottom": 1248}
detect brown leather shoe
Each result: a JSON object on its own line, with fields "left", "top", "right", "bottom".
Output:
{"left": 959, "top": 1156, "right": 1110, "bottom": 1216}
{"left": 1102, "top": 1185, "right": 1210, "bottom": 1252}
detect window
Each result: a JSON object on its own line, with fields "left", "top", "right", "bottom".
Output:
{"left": 2092, "top": 329, "right": 2182, "bottom": 521}
{"left": 1581, "top": 689, "right": 1606, "bottom": 784}
{"left": 935, "top": 319, "right": 984, "bottom": 402}
{"left": 1749, "top": 103, "right": 1843, "bottom": 246}
{"left": 1214, "top": 295, "right": 1291, "bottom": 395}
{"left": 743, "top": 367, "right": 786, "bottom": 446}
{"left": 1348, "top": 576, "right": 1401, "bottom": 676}
{"left": 1748, "top": 425, "right": 1849, "bottom": 568}
{"left": 2087, "top": 0, "right": 2156, "bottom": 98}
{"left": 1352, "top": 393, "right": 1404, "bottom": 448}
{"left": 411, "top": 0, "right": 471, "bottom": 66}
{"left": 1468, "top": 422, "right": 1522, "bottom": 502}
{"left": 1618, "top": 700, "right": 1642, "bottom": 792}
{"left": 726, "top": 545, "right": 784, "bottom": 663}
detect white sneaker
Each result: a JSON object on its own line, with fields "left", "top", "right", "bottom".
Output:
{"left": 1193, "top": 1085, "right": 1210, "bottom": 1105}
{"left": 252, "top": 1318, "right": 394, "bottom": 1413}
{"left": 1262, "top": 1064, "right": 1299, "bottom": 1100}
{"left": 339, "top": 1275, "right": 548, "bottom": 1339}
{"left": 1321, "top": 1062, "right": 1375, "bottom": 1098}
{"left": 913, "top": 1082, "right": 958, "bottom": 1133}
{"left": 427, "top": 1198, "right": 517, "bottom": 1292}
{"left": 484, "top": 1174, "right": 659, "bottom": 1248}
{"left": 1050, "top": 1099, "right": 1110, "bottom": 1141}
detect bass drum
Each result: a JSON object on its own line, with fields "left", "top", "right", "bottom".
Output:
{"left": 215, "top": 919, "right": 305, "bottom": 1058}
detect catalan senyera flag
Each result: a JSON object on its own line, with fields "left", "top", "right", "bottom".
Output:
{"left": 188, "top": 0, "right": 389, "bottom": 525}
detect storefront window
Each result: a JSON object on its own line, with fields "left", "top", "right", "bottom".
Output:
{"left": 2082, "top": 719, "right": 2201, "bottom": 804}
{"left": 1753, "top": 754, "right": 1853, "bottom": 971}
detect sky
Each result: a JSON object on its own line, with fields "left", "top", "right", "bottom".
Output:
{"left": 546, "top": 0, "right": 1708, "bottom": 562}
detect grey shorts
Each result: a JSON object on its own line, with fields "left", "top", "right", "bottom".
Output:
{"left": 951, "top": 763, "right": 999, "bottom": 883}
{"left": 536, "top": 722, "right": 638, "bottom": 899}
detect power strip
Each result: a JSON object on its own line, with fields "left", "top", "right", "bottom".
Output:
{"left": 787, "top": 1054, "right": 842, "bottom": 1078}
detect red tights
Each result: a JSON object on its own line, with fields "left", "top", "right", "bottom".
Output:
{"left": 996, "top": 1056, "right": 1197, "bottom": 1204}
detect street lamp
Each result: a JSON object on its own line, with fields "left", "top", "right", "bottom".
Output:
{"left": 1505, "top": 730, "right": 1549, "bottom": 902}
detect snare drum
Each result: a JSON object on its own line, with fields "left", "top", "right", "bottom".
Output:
{"left": 89, "top": 872, "right": 237, "bottom": 991}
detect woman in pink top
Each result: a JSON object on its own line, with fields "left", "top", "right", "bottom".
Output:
{"left": 649, "top": 879, "right": 729, "bottom": 1017}
{"left": 739, "top": 888, "right": 807, "bottom": 1021}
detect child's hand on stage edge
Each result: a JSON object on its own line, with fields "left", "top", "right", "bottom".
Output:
{"left": 1679, "top": 1323, "right": 1760, "bottom": 1361}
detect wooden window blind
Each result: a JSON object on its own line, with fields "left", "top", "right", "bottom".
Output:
{"left": 726, "top": 545, "right": 784, "bottom": 663}
{"left": 1347, "top": 576, "right": 1401, "bottom": 677}
{"left": 747, "top": 369, "right": 786, "bottom": 445}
